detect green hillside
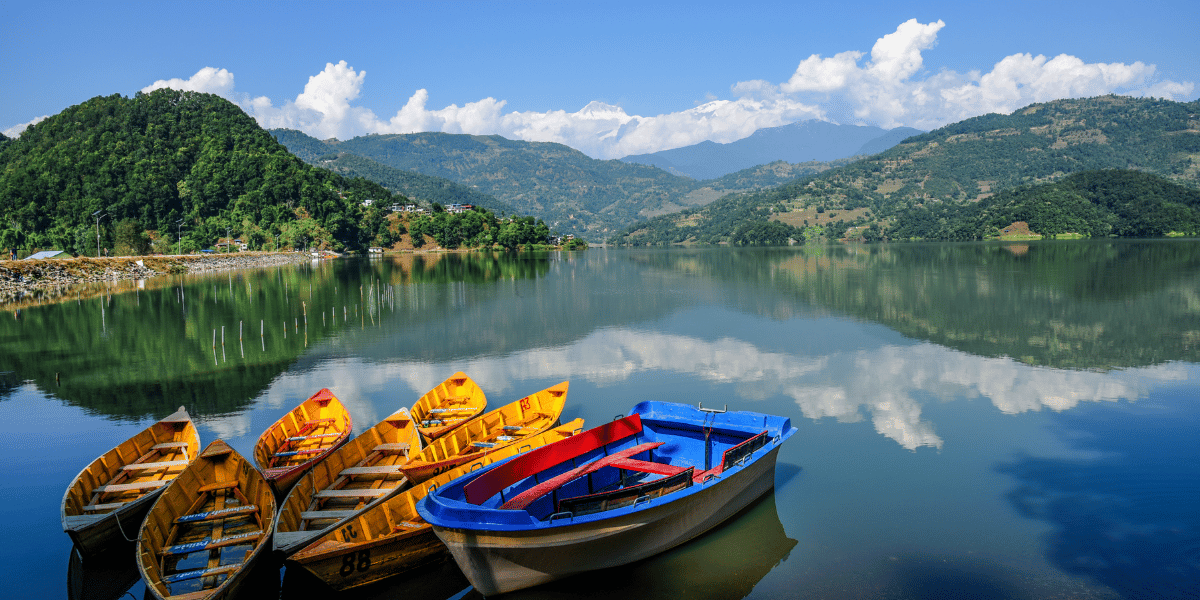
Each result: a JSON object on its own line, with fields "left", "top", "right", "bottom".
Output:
{"left": 610, "top": 95, "right": 1200, "bottom": 245}
{"left": 0, "top": 90, "right": 403, "bottom": 254}
{"left": 889, "top": 170, "right": 1200, "bottom": 240}
{"left": 270, "top": 129, "right": 516, "bottom": 214}
{"left": 270, "top": 129, "right": 862, "bottom": 242}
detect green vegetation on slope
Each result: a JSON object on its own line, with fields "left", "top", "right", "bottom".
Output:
{"left": 610, "top": 95, "right": 1200, "bottom": 245}
{"left": 889, "top": 170, "right": 1200, "bottom": 240}
{"left": 270, "top": 129, "right": 856, "bottom": 242}
{"left": 0, "top": 90, "right": 404, "bottom": 255}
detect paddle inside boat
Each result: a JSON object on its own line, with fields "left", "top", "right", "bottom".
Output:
{"left": 287, "top": 419, "right": 586, "bottom": 591}
{"left": 273, "top": 406, "right": 422, "bottom": 556}
{"left": 401, "top": 381, "right": 568, "bottom": 484}
{"left": 136, "top": 439, "right": 276, "bottom": 600}
{"left": 62, "top": 406, "right": 201, "bottom": 555}
{"left": 417, "top": 401, "right": 796, "bottom": 595}
{"left": 411, "top": 372, "right": 488, "bottom": 442}
{"left": 253, "top": 388, "right": 353, "bottom": 496}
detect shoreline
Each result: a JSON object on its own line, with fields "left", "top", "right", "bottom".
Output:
{"left": 0, "top": 252, "right": 313, "bottom": 306}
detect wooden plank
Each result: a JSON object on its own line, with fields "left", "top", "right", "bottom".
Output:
{"left": 273, "top": 447, "right": 327, "bottom": 458}
{"left": 175, "top": 505, "right": 258, "bottom": 524}
{"left": 286, "top": 433, "right": 343, "bottom": 442}
{"left": 500, "top": 442, "right": 665, "bottom": 510}
{"left": 96, "top": 479, "right": 168, "bottom": 493}
{"left": 314, "top": 488, "right": 391, "bottom": 498}
{"left": 339, "top": 465, "right": 405, "bottom": 476}
{"left": 162, "top": 530, "right": 263, "bottom": 555}
{"left": 373, "top": 443, "right": 409, "bottom": 453}
{"left": 122, "top": 460, "right": 189, "bottom": 471}
{"left": 162, "top": 563, "right": 241, "bottom": 584}
{"left": 197, "top": 481, "right": 238, "bottom": 493}
{"left": 152, "top": 442, "right": 189, "bottom": 450}
{"left": 301, "top": 509, "right": 360, "bottom": 520}
{"left": 82, "top": 501, "right": 128, "bottom": 511}
{"left": 274, "top": 531, "right": 319, "bottom": 547}
{"left": 302, "top": 418, "right": 335, "bottom": 427}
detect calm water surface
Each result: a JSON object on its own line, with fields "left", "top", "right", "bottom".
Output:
{"left": 1, "top": 241, "right": 1198, "bottom": 599}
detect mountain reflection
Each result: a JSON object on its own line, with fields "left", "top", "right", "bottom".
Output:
{"left": 217, "top": 326, "right": 1190, "bottom": 451}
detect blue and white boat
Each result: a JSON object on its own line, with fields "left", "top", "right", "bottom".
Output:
{"left": 417, "top": 401, "right": 796, "bottom": 595}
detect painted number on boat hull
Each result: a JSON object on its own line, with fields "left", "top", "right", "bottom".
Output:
{"left": 340, "top": 550, "right": 370, "bottom": 577}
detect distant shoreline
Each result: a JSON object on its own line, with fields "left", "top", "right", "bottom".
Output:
{"left": 0, "top": 252, "right": 312, "bottom": 305}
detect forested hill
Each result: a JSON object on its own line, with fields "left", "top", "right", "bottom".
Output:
{"left": 270, "top": 128, "right": 861, "bottom": 242}
{"left": 0, "top": 90, "right": 403, "bottom": 255}
{"left": 889, "top": 170, "right": 1200, "bottom": 240}
{"left": 270, "top": 130, "right": 513, "bottom": 215}
{"left": 610, "top": 95, "right": 1200, "bottom": 245}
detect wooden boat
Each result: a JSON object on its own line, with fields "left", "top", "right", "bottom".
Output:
{"left": 411, "top": 372, "right": 487, "bottom": 441}
{"left": 273, "top": 406, "right": 423, "bottom": 556}
{"left": 401, "top": 381, "right": 568, "bottom": 484}
{"left": 417, "top": 401, "right": 796, "bottom": 595}
{"left": 62, "top": 406, "right": 200, "bottom": 556}
{"left": 286, "top": 419, "right": 586, "bottom": 591}
{"left": 253, "top": 388, "right": 353, "bottom": 496}
{"left": 136, "top": 439, "right": 276, "bottom": 600}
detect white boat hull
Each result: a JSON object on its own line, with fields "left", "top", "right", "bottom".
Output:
{"left": 430, "top": 445, "right": 781, "bottom": 596}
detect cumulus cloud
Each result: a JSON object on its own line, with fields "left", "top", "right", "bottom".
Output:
{"left": 137, "top": 20, "right": 1194, "bottom": 158}
{"left": 2, "top": 114, "right": 49, "bottom": 138}
{"left": 773, "top": 18, "right": 1193, "bottom": 129}
{"left": 142, "top": 66, "right": 236, "bottom": 97}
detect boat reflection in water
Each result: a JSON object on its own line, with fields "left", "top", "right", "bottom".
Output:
{"left": 281, "top": 557, "right": 470, "bottom": 600}
{"left": 67, "top": 542, "right": 140, "bottom": 600}
{"left": 497, "top": 489, "right": 797, "bottom": 600}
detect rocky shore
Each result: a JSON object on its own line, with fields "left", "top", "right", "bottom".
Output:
{"left": 0, "top": 252, "right": 314, "bottom": 299}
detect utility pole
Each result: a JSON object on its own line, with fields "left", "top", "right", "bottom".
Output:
{"left": 92, "top": 210, "right": 107, "bottom": 257}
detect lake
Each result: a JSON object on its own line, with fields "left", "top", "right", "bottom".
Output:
{"left": 2, "top": 241, "right": 1198, "bottom": 599}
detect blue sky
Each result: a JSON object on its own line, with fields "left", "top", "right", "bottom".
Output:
{"left": 4, "top": 0, "right": 1197, "bottom": 158}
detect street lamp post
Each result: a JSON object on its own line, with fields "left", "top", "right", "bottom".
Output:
{"left": 92, "top": 210, "right": 107, "bottom": 257}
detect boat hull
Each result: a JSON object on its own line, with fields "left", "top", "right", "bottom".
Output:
{"left": 431, "top": 444, "right": 781, "bottom": 596}
{"left": 290, "top": 526, "right": 447, "bottom": 591}
{"left": 64, "top": 492, "right": 157, "bottom": 556}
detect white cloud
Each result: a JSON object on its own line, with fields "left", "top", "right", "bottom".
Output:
{"left": 3, "top": 115, "right": 49, "bottom": 138}
{"left": 136, "top": 20, "right": 1194, "bottom": 159}
{"left": 142, "top": 66, "right": 236, "bottom": 97}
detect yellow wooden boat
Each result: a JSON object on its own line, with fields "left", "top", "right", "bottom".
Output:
{"left": 411, "top": 372, "right": 487, "bottom": 441}
{"left": 253, "top": 388, "right": 353, "bottom": 496}
{"left": 62, "top": 406, "right": 201, "bottom": 556}
{"left": 287, "top": 419, "right": 585, "bottom": 591}
{"left": 273, "top": 406, "right": 423, "bottom": 555}
{"left": 401, "top": 381, "right": 568, "bottom": 484}
{"left": 136, "top": 439, "right": 275, "bottom": 600}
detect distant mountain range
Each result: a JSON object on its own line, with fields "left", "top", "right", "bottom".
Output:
{"left": 619, "top": 120, "right": 923, "bottom": 180}
{"left": 270, "top": 129, "right": 864, "bottom": 240}
{"left": 610, "top": 95, "right": 1200, "bottom": 245}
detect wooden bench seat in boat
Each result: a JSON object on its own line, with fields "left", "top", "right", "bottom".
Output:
{"left": 299, "top": 509, "right": 360, "bottom": 521}
{"left": 151, "top": 441, "right": 190, "bottom": 450}
{"left": 339, "top": 465, "right": 405, "bottom": 476}
{"left": 314, "top": 488, "right": 391, "bottom": 499}
{"left": 122, "top": 460, "right": 190, "bottom": 471}
{"left": 96, "top": 479, "right": 169, "bottom": 494}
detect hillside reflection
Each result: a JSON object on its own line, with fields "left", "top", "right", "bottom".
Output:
{"left": 634, "top": 240, "right": 1200, "bottom": 370}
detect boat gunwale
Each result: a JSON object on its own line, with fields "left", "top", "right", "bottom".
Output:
{"left": 418, "top": 402, "right": 795, "bottom": 533}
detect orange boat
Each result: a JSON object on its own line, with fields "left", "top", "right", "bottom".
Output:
{"left": 411, "top": 372, "right": 487, "bottom": 441}
{"left": 273, "top": 406, "right": 422, "bottom": 555}
{"left": 62, "top": 406, "right": 201, "bottom": 556}
{"left": 136, "top": 439, "right": 275, "bottom": 600}
{"left": 401, "top": 381, "right": 568, "bottom": 484}
{"left": 253, "top": 389, "right": 353, "bottom": 496}
{"left": 287, "top": 419, "right": 585, "bottom": 590}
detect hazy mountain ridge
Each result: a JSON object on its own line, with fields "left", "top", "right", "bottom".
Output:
{"left": 619, "top": 120, "right": 922, "bottom": 180}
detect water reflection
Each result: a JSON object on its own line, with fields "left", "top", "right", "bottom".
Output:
{"left": 66, "top": 543, "right": 139, "bottom": 600}
{"left": 998, "top": 391, "right": 1200, "bottom": 598}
